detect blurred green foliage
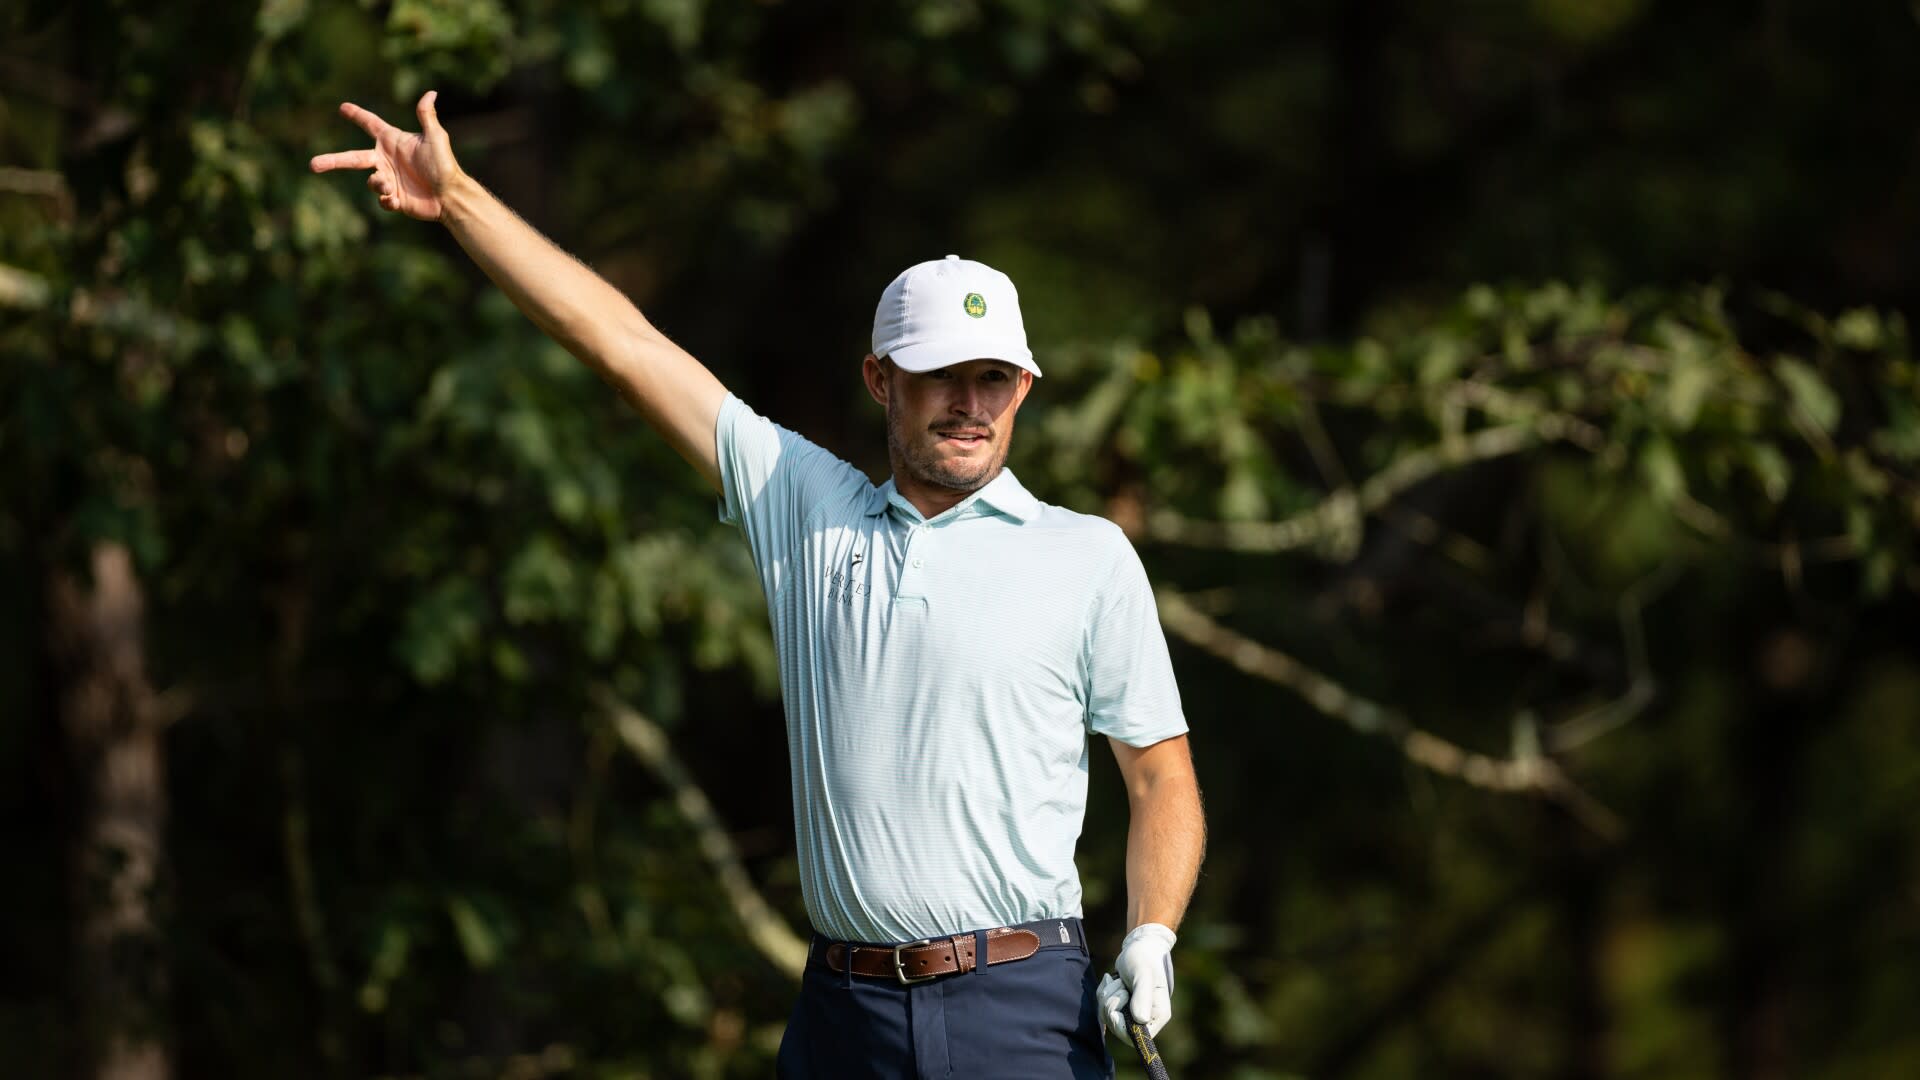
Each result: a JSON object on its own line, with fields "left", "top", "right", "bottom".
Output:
{"left": 3, "top": 0, "right": 1918, "bottom": 1077}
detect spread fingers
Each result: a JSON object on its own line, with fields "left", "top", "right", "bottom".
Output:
{"left": 338, "top": 102, "right": 398, "bottom": 141}
{"left": 310, "top": 149, "right": 378, "bottom": 173}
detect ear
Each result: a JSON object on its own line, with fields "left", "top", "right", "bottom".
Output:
{"left": 862, "top": 353, "right": 891, "bottom": 407}
{"left": 1011, "top": 369, "right": 1034, "bottom": 410}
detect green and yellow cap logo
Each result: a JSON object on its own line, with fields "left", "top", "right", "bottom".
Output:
{"left": 963, "top": 292, "right": 987, "bottom": 318}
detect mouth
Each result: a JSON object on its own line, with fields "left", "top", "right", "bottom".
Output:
{"left": 934, "top": 430, "right": 990, "bottom": 449}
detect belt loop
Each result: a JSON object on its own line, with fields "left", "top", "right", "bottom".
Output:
{"left": 973, "top": 929, "right": 990, "bottom": 978}
{"left": 842, "top": 942, "right": 854, "bottom": 990}
{"left": 1074, "top": 918, "right": 1088, "bottom": 956}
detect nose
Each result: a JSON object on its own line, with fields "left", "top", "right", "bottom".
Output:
{"left": 949, "top": 380, "right": 983, "bottom": 418}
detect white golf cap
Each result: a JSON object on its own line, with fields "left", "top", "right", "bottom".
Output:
{"left": 871, "top": 254, "right": 1040, "bottom": 377}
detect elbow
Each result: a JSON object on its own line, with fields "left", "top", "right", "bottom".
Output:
{"left": 1128, "top": 763, "right": 1202, "bottom": 813}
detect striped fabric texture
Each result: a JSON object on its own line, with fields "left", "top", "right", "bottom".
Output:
{"left": 715, "top": 394, "right": 1187, "bottom": 944}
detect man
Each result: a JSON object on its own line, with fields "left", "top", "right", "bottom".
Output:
{"left": 314, "top": 91, "right": 1205, "bottom": 1078}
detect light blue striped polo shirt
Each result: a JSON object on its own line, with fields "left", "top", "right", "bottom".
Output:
{"left": 715, "top": 393, "right": 1187, "bottom": 944}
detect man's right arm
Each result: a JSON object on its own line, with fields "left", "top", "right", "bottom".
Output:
{"left": 437, "top": 173, "right": 727, "bottom": 490}
{"left": 312, "top": 92, "right": 727, "bottom": 491}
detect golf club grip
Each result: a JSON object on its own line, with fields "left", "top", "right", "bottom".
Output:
{"left": 1128, "top": 1021, "right": 1170, "bottom": 1080}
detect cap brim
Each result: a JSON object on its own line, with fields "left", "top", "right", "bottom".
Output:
{"left": 887, "top": 338, "right": 1041, "bottom": 377}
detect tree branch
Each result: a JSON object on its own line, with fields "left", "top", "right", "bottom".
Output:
{"left": 1545, "top": 558, "right": 1677, "bottom": 754}
{"left": 1144, "top": 423, "right": 1546, "bottom": 555}
{"left": 1156, "top": 590, "right": 1622, "bottom": 837}
{"left": 591, "top": 687, "right": 809, "bottom": 979}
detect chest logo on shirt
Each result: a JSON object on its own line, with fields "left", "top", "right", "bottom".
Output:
{"left": 828, "top": 545, "right": 870, "bottom": 606}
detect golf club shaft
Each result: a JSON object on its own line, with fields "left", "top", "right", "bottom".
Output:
{"left": 1129, "top": 1020, "right": 1170, "bottom": 1080}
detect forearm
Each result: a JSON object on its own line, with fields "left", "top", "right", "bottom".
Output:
{"left": 1098, "top": 744, "right": 1201, "bottom": 1040}
{"left": 440, "top": 171, "right": 647, "bottom": 370}
{"left": 1123, "top": 765, "right": 1205, "bottom": 932}
{"left": 438, "top": 170, "right": 725, "bottom": 485}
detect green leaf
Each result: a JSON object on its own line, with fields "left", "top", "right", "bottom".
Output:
{"left": 641, "top": 0, "right": 705, "bottom": 51}
{"left": 564, "top": 34, "right": 614, "bottom": 88}
{"left": 290, "top": 177, "right": 367, "bottom": 253}
{"left": 396, "top": 578, "right": 488, "bottom": 685}
{"left": 1664, "top": 353, "right": 1714, "bottom": 430}
{"left": 1218, "top": 465, "right": 1268, "bottom": 522}
{"left": 1846, "top": 504, "right": 1875, "bottom": 552}
{"left": 585, "top": 565, "right": 624, "bottom": 661}
{"left": 1639, "top": 436, "right": 1686, "bottom": 505}
{"left": 1864, "top": 549, "right": 1898, "bottom": 597}
{"left": 503, "top": 534, "right": 579, "bottom": 623}
{"left": 1418, "top": 338, "right": 1465, "bottom": 385}
{"left": 1502, "top": 322, "right": 1531, "bottom": 367}
{"left": 1352, "top": 338, "right": 1389, "bottom": 383}
{"left": 1775, "top": 358, "right": 1840, "bottom": 434}
{"left": 500, "top": 408, "right": 555, "bottom": 469}
{"left": 256, "top": 0, "right": 309, "bottom": 42}
{"left": 447, "top": 895, "right": 500, "bottom": 970}
{"left": 1183, "top": 305, "right": 1215, "bottom": 346}
{"left": 357, "top": 922, "right": 413, "bottom": 1014}
{"left": 491, "top": 639, "right": 529, "bottom": 682}
{"left": 1871, "top": 396, "right": 1920, "bottom": 462}
{"left": 1743, "top": 442, "right": 1791, "bottom": 503}
{"left": 1833, "top": 308, "right": 1883, "bottom": 350}
{"left": 220, "top": 314, "right": 273, "bottom": 386}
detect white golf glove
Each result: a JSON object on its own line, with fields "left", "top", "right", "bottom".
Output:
{"left": 1096, "top": 922, "right": 1177, "bottom": 1041}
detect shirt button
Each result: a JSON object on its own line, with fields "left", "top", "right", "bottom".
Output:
{"left": 911, "top": 558, "right": 923, "bottom": 568}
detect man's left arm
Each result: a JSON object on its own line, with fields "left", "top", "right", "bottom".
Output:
{"left": 1112, "top": 734, "right": 1205, "bottom": 933}
{"left": 1081, "top": 532, "right": 1201, "bottom": 1040}
{"left": 1098, "top": 733, "right": 1205, "bottom": 1041}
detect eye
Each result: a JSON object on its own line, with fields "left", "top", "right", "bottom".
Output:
{"left": 981, "top": 369, "right": 1008, "bottom": 382}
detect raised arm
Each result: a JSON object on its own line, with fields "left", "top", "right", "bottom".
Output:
{"left": 311, "top": 91, "right": 727, "bottom": 490}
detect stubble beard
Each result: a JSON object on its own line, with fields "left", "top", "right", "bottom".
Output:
{"left": 886, "top": 397, "right": 1009, "bottom": 494}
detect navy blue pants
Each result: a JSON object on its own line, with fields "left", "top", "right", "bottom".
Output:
{"left": 776, "top": 917, "right": 1115, "bottom": 1079}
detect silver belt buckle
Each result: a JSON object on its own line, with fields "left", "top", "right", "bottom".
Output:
{"left": 891, "top": 938, "right": 938, "bottom": 985}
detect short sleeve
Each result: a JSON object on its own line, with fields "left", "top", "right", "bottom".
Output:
{"left": 1084, "top": 538, "right": 1188, "bottom": 746}
{"left": 714, "top": 393, "right": 871, "bottom": 597}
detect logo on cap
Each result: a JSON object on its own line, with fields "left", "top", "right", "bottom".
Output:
{"left": 963, "top": 292, "right": 987, "bottom": 319}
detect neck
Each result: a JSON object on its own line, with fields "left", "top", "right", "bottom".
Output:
{"left": 889, "top": 460, "right": 1000, "bottom": 521}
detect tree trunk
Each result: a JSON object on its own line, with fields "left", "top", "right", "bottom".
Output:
{"left": 48, "top": 542, "right": 171, "bottom": 1080}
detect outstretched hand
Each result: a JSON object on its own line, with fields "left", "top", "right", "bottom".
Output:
{"left": 310, "top": 91, "right": 459, "bottom": 221}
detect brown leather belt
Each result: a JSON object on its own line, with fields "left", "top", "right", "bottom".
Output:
{"left": 822, "top": 924, "right": 1055, "bottom": 985}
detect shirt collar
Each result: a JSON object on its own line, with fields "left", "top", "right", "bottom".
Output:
{"left": 865, "top": 468, "right": 1042, "bottom": 524}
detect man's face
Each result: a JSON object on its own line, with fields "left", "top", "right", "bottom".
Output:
{"left": 864, "top": 355, "right": 1034, "bottom": 494}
